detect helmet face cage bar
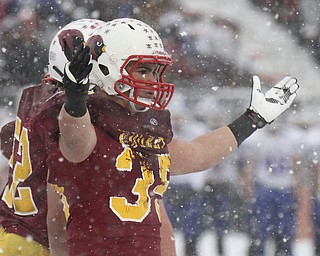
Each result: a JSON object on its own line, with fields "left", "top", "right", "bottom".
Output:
{"left": 115, "top": 55, "right": 174, "bottom": 110}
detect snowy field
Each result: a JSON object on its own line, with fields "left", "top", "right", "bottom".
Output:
{"left": 1, "top": 1, "right": 320, "bottom": 255}
{"left": 174, "top": 231, "right": 315, "bottom": 256}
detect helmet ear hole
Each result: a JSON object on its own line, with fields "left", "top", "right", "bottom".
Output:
{"left": 99, "top": 64, "right": 109, "bottom": 76}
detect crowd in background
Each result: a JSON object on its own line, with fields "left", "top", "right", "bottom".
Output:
{"left": 1, "top": 0, "right": 320, "bottom": 255}
{"left": 163, "top": 87, "right": 320, "bottom": 255}
{"left": 1, "top": 0, "right": 320, "bottom": 107}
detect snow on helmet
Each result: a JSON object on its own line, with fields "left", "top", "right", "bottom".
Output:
{"left": 90, "top": 18, "right": 174, "bottom": 110}
{"left": 48, "top": 18, "right": 105, "bottom": 83}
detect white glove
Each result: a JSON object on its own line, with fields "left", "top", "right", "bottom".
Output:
{"left": 249, "top": 75, "right": 299, "bottom": 123}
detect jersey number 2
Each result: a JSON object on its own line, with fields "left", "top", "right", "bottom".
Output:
{"left": 2, "top": 117, "right": 38, "bottom": 215}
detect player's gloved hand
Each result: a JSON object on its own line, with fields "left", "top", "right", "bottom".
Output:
{"left": 228, "top": 75, "right": 299, "bottom": 146}
{"left": 63, "top": 43, "right": 93, "bottom": 117}
{"left": 63, "top": 36, "right": 84, "bottom": 62}
{"left": 249, "top": 75, "right": 299, "bottom": 123}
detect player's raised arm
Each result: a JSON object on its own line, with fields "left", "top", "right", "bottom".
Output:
{"left": 169, "top": 75, "right": 299, "bottom": 175}
{"left": 58, "top": 43, "right": 96, "bottom": 163}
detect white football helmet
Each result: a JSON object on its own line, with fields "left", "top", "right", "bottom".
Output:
{"left": 89, "top": 18, "right": 174, "bottom": 110}
{"left": 48, "top": 18, "right": 105, "bottom": 83}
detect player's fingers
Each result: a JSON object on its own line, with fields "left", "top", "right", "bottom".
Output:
{"left": 288, "top": 80, "right": 299, "bottom": 93}
{"left": 283, "top": 82, "right": 299, "bottom": 103}
{"left": 283, "top": 77, "right": 297, "bottom": 88}
{"left": 63, "top": 38, "right": 73, "bottom": 61}
{"left": 252, "top": 75, "right": 261, "bottom": 92}
{"left": 275, "top": 76, "right": 292, "bottom": 89}
{"left": 77, "top": 63, "right": 93, "bottom": 82}
{"left": 76, "top": 46, "right": 90, "bottom": 69}
{"left": 284, "top": 92, "right": 297, "bottom": 106}
{"left": 275, "top": 76, "right": 297, "bottom": 99}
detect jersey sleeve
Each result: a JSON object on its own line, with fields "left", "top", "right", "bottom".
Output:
{"left": 0, "top": 121, "right": 15, "bottom": 159}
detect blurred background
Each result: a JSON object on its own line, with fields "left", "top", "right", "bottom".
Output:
{"left": 1, "top": 0, "right": 320, "bottom": 255}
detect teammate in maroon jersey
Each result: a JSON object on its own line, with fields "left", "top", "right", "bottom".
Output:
{"left": 0, "top": 19, "right": 104, "bottom": 256}
{"left": 39, "top": 17, "right": 299, "bottom": 256}
{"left": 0, "top": 79, "right": 63, "bottom": 256}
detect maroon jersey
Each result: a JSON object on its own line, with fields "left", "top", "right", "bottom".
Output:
{"left": 46, "top": 92, "right": 173, "bottom": 256}
{"left": 0, "top": 81, "right": 63, "bottom": 248}
{"left": 0, "top": 121, "right": 15, "bottom": 159}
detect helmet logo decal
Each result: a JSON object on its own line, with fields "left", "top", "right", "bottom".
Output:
{"left": 58, "top": 29, "right": 84, "bottom": 61}
{"left": 49, "top": 19, "right": 107, "bottom": 83}
{"left": 86, "top": 35, "right": 105, "bottom": 61}
{"left": 58, "top": 27, "right": 106, "bottom": 63}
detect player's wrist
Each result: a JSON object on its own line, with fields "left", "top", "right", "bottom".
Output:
{"left": 64, "top": 97, "right": 87, "bottom": 117}
{"left": 64, "top": 63, "right": 78, "bottom": 83}
{"left": 63, "top": 68, "right": 89, "bottom": 118}
{"left": 227, "top": 108, "right": 267, "bottom": 146}
{"left": 247, "top": 108, "right": 268, "bottom": 128}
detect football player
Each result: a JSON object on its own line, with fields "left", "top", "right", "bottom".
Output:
{"left": 0, "top": 77, "right": 65, "bottom": 256}
{"left": 0, "top": 19, "right": 105, "bottom": 256}
{"left": 42, "top": 17, "right": 298, "bottom": 256}
{"left": 240, "top": 125, "right": 299, "bottom": 255}
{"left": 0, "top": 18, "right": 177, "bottom": 256}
